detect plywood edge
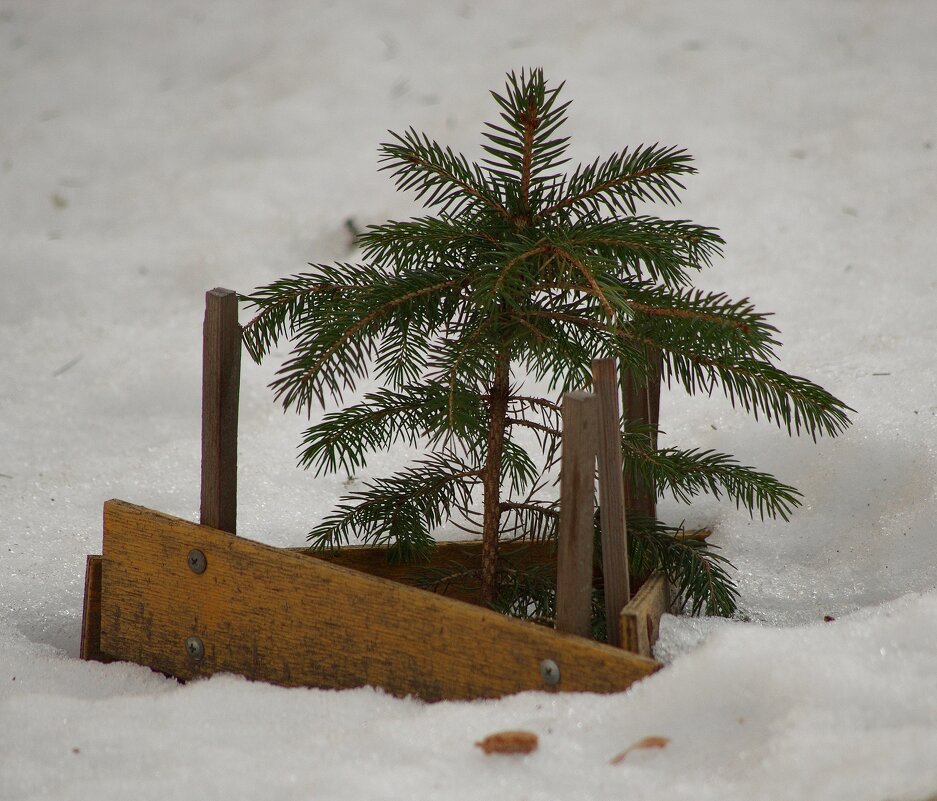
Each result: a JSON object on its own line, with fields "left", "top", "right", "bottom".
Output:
{"left": 99, "top": 500, "right": 660, "bottom": 700}
{"left": 80, "top": 554, "right": 112, "bottom": 663}
{"left": 619, "top": 572, "right": 671, "bottom": 658}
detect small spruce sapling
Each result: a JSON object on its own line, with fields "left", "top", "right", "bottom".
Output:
{"left": 242, "top": 69, "right": 852, "bottom": 619}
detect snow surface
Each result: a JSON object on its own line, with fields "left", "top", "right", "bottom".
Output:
{"left": 2, "top": 1, "right": 937, "bottom": 799}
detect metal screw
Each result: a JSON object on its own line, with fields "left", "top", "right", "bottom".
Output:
{"left": 187, "top": 549, "right": 207, "bottom": 574}
{"left": 185, "top": 636, "right": 205, "bottom": 661}
{"left": 539, "top": 658, "right": 560, "bottom": 686}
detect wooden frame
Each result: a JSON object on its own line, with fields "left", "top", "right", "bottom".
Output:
{"left": 82, "top": 501, "right": 659, "bottom": 699}
{"left": 79, "top": 288, "right": 674, "bottom": 700}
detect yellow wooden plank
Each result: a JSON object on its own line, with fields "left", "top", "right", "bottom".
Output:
{"left": 619, "top": 573, "right": 671, "bottom": 658}
{"left": 100, "top": 500, "right": 660, "bottom": 700}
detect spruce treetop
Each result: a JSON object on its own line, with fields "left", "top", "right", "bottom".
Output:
{"left": 243, "top": 69, "right": 851, "bottom": 620}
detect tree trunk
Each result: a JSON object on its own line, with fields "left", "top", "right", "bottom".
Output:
{"left": 480, "top": 353, "right": 511, "bottom": 605}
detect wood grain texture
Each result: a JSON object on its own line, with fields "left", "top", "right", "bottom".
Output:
{"left": 201, "top": 288, "right": 240, "bottom": 534}
{"left": 79, "top": 554, "right": 111, "bottom": 662}
{"left": 555, "top": 392, "right": 598, "bottom": 639}
{"left": 305, "top": 539, "right": 557, "bottom": 605}
{"left": 592, "top": 359, "right": 630, "bottom": 646}
{"left": 99, "top": 500, "right": 660, "bottom": 700}
{"left": 621, "top": 347, "right": 661, "bottom": 522}
{"left": 620, "top": 572, "right": 670, "bottom": 658}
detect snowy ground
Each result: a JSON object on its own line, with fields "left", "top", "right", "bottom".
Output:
{"left": 2, "top": 2, "right": 937, "bottom": 799}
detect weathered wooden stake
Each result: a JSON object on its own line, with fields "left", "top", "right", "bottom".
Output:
{"left": 200, "top": 288, "right": 241, "bottom": 534}
{"left": 555, "top": 391, "right": 599, "bottom": 638}
{"left": 622, "top": 347, "right": 661, "bottom": 521}
{"left": 592, "top": 358, "right": 630, "bottom": 646}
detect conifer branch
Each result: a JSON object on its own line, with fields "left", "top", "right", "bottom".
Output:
{"left": 561, "top": 217, "right": 725, "bottom": 285}
{"left": 298, "top": 383, "right": 485, "bottom": 476}
{"left": 270, "top": 271, "right": 464, "bottom": 410}
{"left": 298, "top": 278, "right": 457, "bottom": 385}
{"left": 308, "top": 451, "right": 482, "bottom": 562}
{"left": 622, "top": 434, "right": 803, "bottom": 520}
{"left": 549, "top": 244, "right": 617, "bottom": 319}
{"left": 358, "top": 216, "right": 498, "bottom": 269}
{"left": 380, "top": 128, "right": 510, "bottom": 218}
{"left": 500, "top": 499, "right": 559, "bottom": 542}
{"left": 661, "top": 350, "right": 853, "bottom": 439}
{"left": 539, "top": 144, "right": 696, "bottom": 220}
{"left": 627, "top": 516, "right": 739, "bottom": 616}
{"left": 510, "top": 395, "right": 560, "bottom": 412}
{"left": 504, "top": 417, "right": 559, "bottom": 437}
{"left": 241, "top": 276, "right": 346, "bottom": 363}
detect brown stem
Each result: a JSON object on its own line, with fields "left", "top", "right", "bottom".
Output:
{"left": 518, "top": 93, "right": 538, "bottom": 216}
{"left": 504, "top": 417, "right": 559, "bottom": 437}
{"left": 480, "top": 351, "right": 511, "bottom": 605}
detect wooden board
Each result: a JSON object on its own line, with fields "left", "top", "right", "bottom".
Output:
{"left": 99, "top": 500, "right": 660, "bottom": 700}
{"left": 621, "top": 346, "right": 661, "bottom": 522}
{"left": 592, "top": 358, "right": 630, "bottom": 646}
{"left": 308, "top": 539, "right": 556, "bottom": 605}
{"left": 555, "top": 392, "right": 598, "bottom": 637}
{"left": 200, "top": 288, "right": 240, "bottom": 534}
{"left": 79, "top": 542, "right": 555, "bottom": 662}
{"left": 79, "top": 554, "right": 111, "bottom": 663}
{"left": 620, "top": 573, "right": 671, "bottom": 659}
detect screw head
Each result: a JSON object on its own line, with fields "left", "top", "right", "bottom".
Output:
{"left": 539, "top": 658, "right": 560, "bottom": 686}
{"left": 187, "top": 549, "right": 207, "bottom": 574}
{"left": 185, "top": 636, "right": 205, "bottom": 661}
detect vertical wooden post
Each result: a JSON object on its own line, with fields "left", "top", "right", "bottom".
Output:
{"left": 201, "top": 288, "right": 241, "bottom": 534}
{"left": 555, "top": 391, "right": 598, "bottom": 638}
{"left": 592, "top": 359, "right": 630, "bottom": 646}
{"left": 622, "top": 347, "right": 661, "bottom": 521}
